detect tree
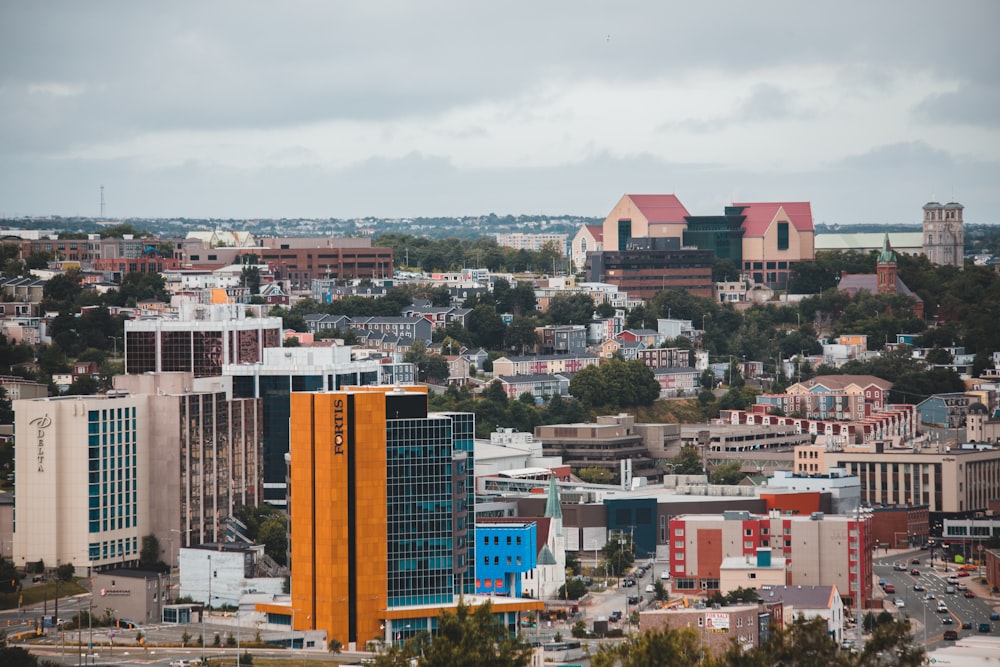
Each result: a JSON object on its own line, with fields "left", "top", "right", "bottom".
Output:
{"left": 576, "top": 467, "right": 613, "bottom": 484}
{"left": 590, "top": 624, "right": 704, "bottom": 667}
{"left": 258, "top": 517, "right": 288, "bottom": 567}
{"left": 57, "top": 563, "right": 75, "bottom": 582}
{"left": 467, "top": 305, "right": 506, "bottom": 349}
{"left": 374, "top": 600, "right": 532, "bottom": 667}
{"left": 670, "top": 445, "right": 704, "bottom": 475}
{"left": 710, "top": 461, "right": 745, "bottom": 485}
{"left": 557, "top": 578, "right": 588, "bottom": 600}
{"left": 139, "top": 535, "right": 162, "bottom": 570}
{"left": 601, "top": 536, "right": 635, "bottom": 578}
{"left": 546, "top": 293, "right": 594, "bottom": 325}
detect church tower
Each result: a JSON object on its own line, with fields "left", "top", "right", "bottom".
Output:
{"left": 922, "top": 201, "right": 964, "bottom": 268}
{"left": 876, "top": 233, "right": 898, "bottom": 295}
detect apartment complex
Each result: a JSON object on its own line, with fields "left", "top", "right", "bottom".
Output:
{"left": 668, "top": 511, "right": 873, "bottom": 608}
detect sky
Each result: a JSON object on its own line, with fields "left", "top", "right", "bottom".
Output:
{"left": 1, "top": 1, "right": 998, "bottom": 225}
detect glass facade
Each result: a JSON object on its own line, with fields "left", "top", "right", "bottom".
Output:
{"left": 385, "top": 417, "right": 455, "bottom": 607}
{"left": 125, "top": 323, "right": 280, "bottom": 377}
{"left": 87, "top": 406, "right": 140, "bottom": 564}
{"left": 180, "top": 392, "right": 262, "bottom": 543}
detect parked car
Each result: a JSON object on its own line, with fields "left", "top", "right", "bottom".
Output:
{"left": 965, "top": 591, "right": 977, "bottom": 598}
{"left": 660, "top": 570, "right": 670, "bottom": 580}
{"left": 878, "top": 578, "right": 887, "bottom": 587}
{"left": 943, "top": 630, "right": 958, "bottom": 640}
{"left": 883, "top": 584, "right": 896, "bottom": 594}
{"left": 991, "top": 612, "right": 1000, "bottom": 621}
{"left": 627, "top": 595, "right": 641, "bottom": 605}
{"left": 957, "top": 583, "right": 968, "bottom": 591}
{"left": 609, "top": 610, "right": 622, "bottom": 623}
{"left": 115, "top": 619, "right": 136, "bottom": 629}
{"left": 622, "top": 578, "right": 636, "bottom": 587}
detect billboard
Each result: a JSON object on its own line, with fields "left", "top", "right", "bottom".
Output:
{"left": 705, "top": 612, "right": 730, "bottom": 632}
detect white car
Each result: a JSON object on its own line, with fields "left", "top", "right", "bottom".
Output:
{"left": 660, "top": 570, "right": 670, "bottom": 580}
{"left": 645, "top": 584, "right": 656, "bottom": 593}
{"left": 894, "top": 598, "right": 904, "bottom": 608}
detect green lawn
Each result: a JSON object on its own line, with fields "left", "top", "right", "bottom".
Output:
{"left": 0, "top": 578, "right": 89, "bottom": 610}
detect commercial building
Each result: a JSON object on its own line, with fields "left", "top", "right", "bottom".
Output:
{"left": 92, "top": 568, "right": 171, "bottom": 626}
{"left": 178, "top": 543, "right": 285, "bottom": 607}
{"left": 586, "top": 238, "right": 715, "bottom": 300}
{"left": 756, "top": 584, "right": 845, "bottom": 644}
{"left": 224, "top": 346, "right": 381, "bottom": 507}
{"left": 124, "top": 303, "right": 283, "bottom": 379}
{"left": 766, "top": 469, "right": 861, "bottom": 515}
{"left": 112, "top": 372, "right": 263, "bottom": 550}
{"left": 639, "top": 601, "right": 783, "bottom": 658}
{"left": 871, "top": 505, "right": 929, "bottom": 549}
{"left": 598, "top": 194, "right": 815, "bottom": 290}
{"left": 535, "top": 414, "right": 656, "bottom": 479}
{"left": 796, "top": 442, "right": 1000, "bottom": 513}
{"left": 668, "top": 510, "right": 873, "bottom": 608}
{"left": 282, "top": 386, "right": 540, "bottom": 649}
{"left": 474, "top": 523, "right": 537, "bottom": 597}
{"left": 13, "top": 394, "right": 150, "bottom": 574}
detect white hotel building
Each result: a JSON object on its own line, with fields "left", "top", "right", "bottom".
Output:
{"left": 14, "top": 394, "right": 150, "bottom": 574}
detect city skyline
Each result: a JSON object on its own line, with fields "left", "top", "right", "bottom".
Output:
{"left": 1, "top": 2, "right": 998, "bottom": 225}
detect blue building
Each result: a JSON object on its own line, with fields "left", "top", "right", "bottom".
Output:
{"left": 475, "top": 523, "right": 537, "bottom": 597}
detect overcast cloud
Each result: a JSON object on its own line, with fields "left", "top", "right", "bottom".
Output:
{"left": 1, "top": 1, "right": 998, "bottom": 224}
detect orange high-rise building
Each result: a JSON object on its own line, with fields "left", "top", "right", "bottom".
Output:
{"left": 279, "top": 386, "right": 544, "bottom": 650}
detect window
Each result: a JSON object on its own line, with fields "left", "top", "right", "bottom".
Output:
{"left": 777, "top": 222, "right": 789, "bottom": 250}
{"left": 744, "top": 541, "right": 753, "bottom": 549}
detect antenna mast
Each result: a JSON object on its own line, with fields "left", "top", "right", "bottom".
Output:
{"left": 100, "top": 185, "right": 106, "bottom": 218}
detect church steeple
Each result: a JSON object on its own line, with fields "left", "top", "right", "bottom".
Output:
{"left": 544, "top": 475, "right": 563, "bottom": 521}
{"left": 877, "top": 233, "right": 897, "bottom": 294}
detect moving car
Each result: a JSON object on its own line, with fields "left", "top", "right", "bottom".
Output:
{"left": 627, "top": 595, "right": 641, "bottom": 605}
{"left": 894, "top": 598, "right": 905, "bottom": 608}
{"left": 941, "top": 616, "right": 954, "bottom": 624}
{"left": 963, "top": 621, "right": 973, "bottom": 629}
{"left": 660, "top": 570, "right": 670, "bottom": 580}
{"left": 913, "top": 583, "right": 924, "bottom": 591}
{"left": 944, "top": 630, "right": 958, "bottom": 640}
{"left": 965, "top": 591, "right": 977, "bottom": 598}
{"left": 958, "top": 571, "right": 971, "bottom": 578}
{"left": 911, "top": 558, "right": 921, "bottom": 565}
{"left": 938, "top": 603, "right": 949, "bottom": 613}
{"left": 883, "top": 584, "right": 896, "bottom": 594}
{"left": 980, "top": 622, "right": 991, "bottom": 633}
{"left": 622, "top": 578, "right": 636, "bottom": 587}
{"left": 910, "top": 569, "right": 920, "bottom": 576}
{"left": 991, "top": 612, "right": 1000, "bottom": 621}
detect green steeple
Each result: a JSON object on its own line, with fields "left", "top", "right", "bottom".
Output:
{"left": 878, "top": 233, "right": 897, "bottom": 264}
{"left": 544, "top": 475, "right": 563, "bottom": 520}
